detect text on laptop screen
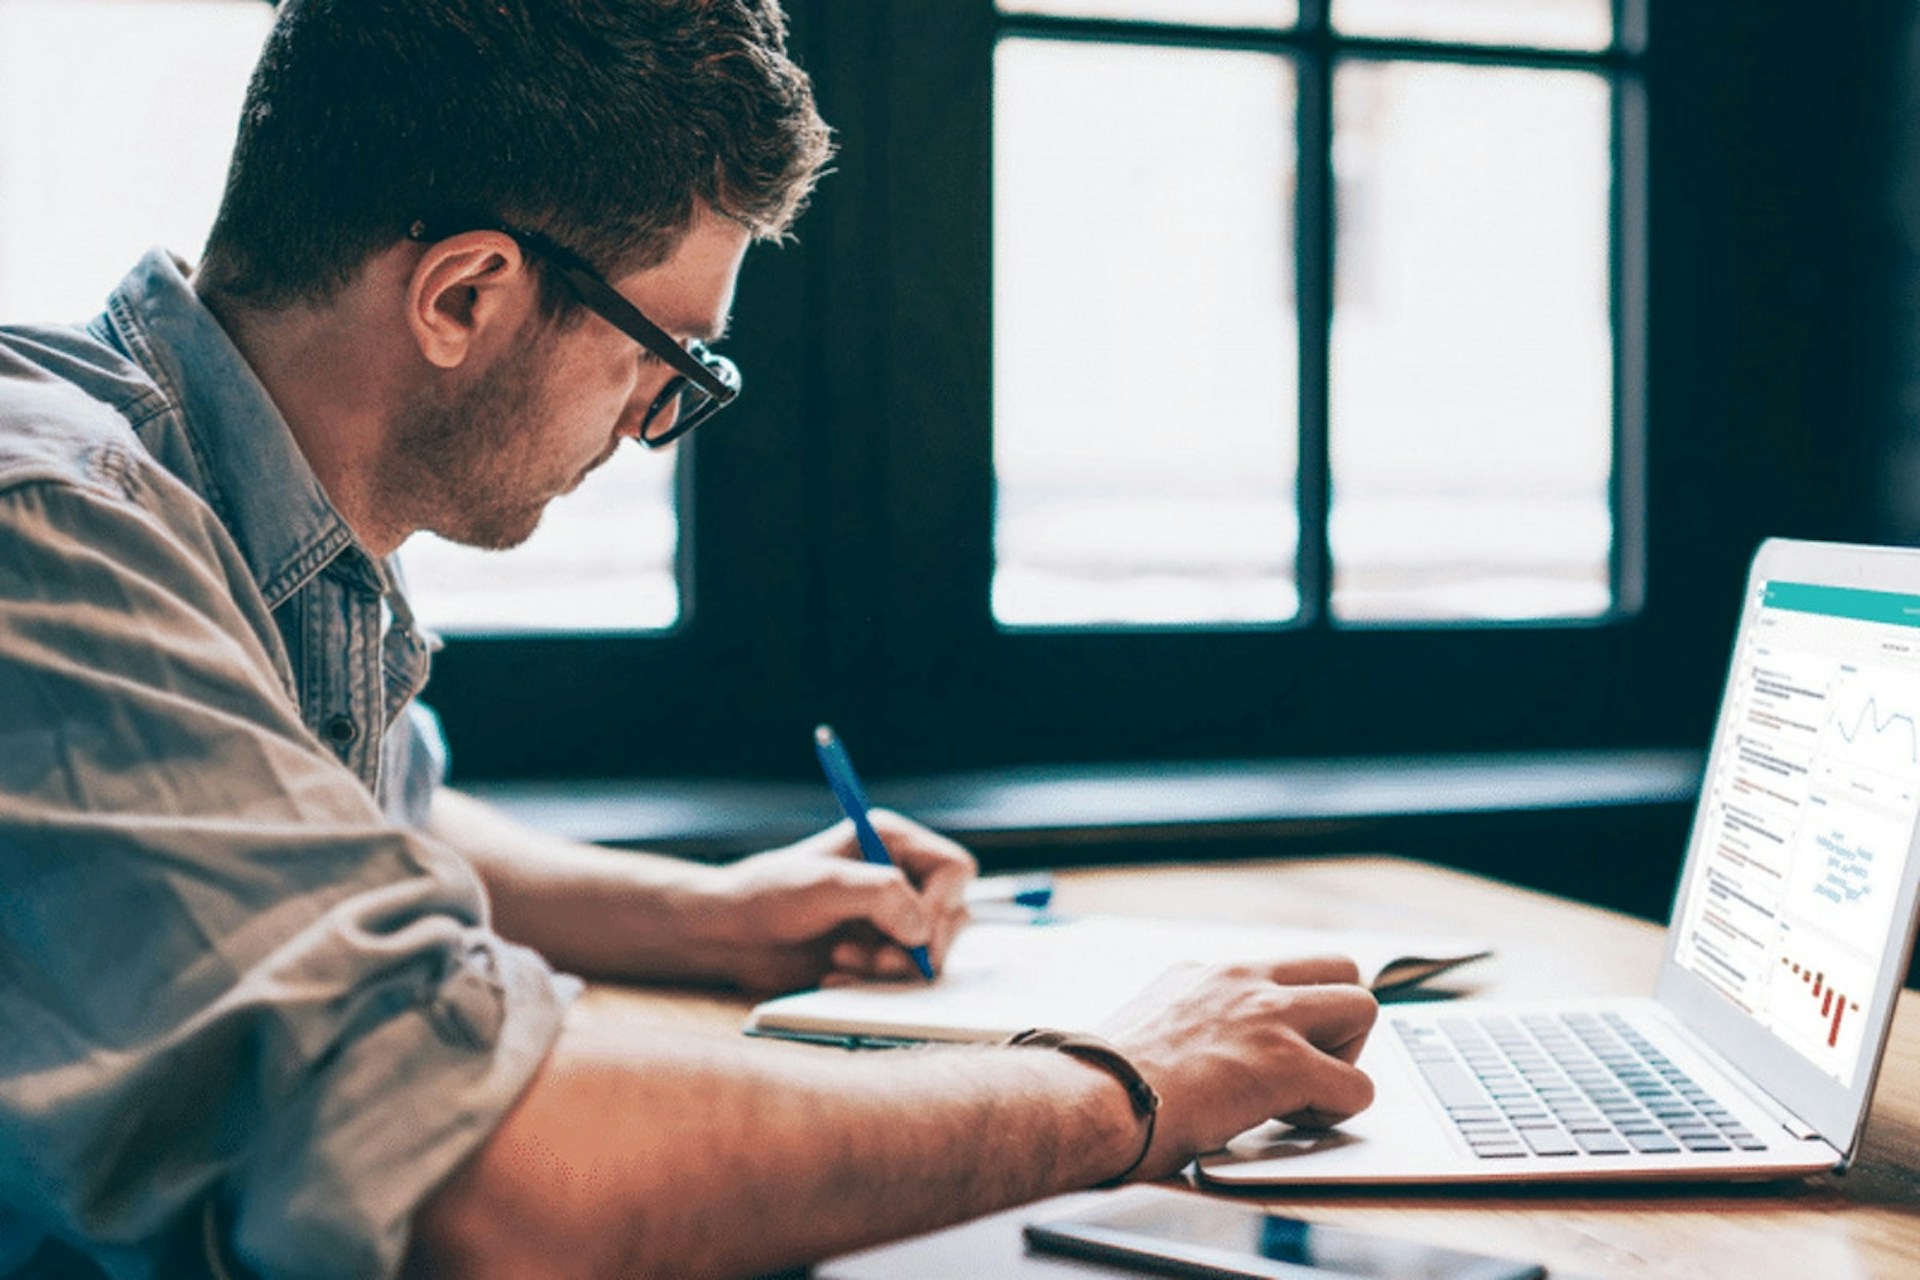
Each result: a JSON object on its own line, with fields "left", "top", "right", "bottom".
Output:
{"left": 1675, "top": 580, "right": 1920, "bottom": 1088}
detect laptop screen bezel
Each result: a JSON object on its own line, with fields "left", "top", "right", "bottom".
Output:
{"left": 1656, "top": 537, "right": 1920, "bottom": 1160}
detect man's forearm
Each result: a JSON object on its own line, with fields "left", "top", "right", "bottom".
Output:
{"left": 426, "top": 787, "right": 731, "bottom": 979}
{"left": 406, "top": 1007, "right": 1144, "bottom": 1279}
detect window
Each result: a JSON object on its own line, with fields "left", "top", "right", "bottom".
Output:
{"left": 993, "top": 38, "right": 1301, "bottom": 626}
{"left": 991, "top": 0, "right": 1623, "bottom": 628}
{"left": 399, "top": 448, "right": 682, "bottom": 635}
{"left": 1328, "top": 59, "right": 1614, "bottom": 622}
{"left": 0, "top": 0, "right": 270, "bottom": 322}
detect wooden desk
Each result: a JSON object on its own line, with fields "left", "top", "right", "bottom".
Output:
{"left": 589, "top": 856, "right": 1920, "bottom": 1279}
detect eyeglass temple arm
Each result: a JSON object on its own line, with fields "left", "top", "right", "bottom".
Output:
{"left": 407, "top": 218, "right": 735, "bottom": 402}
{"left": 546, "top": 262, "right": 737, "bottom": 402}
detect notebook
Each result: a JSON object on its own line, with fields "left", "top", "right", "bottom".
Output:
{"left": 745, "top": 914, "right": 1489, "bottom": 1047}
{"left": 1198, "top": 537, "right": 1920, "bottom": 1187}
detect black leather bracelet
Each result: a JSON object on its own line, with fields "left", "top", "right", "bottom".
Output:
{"left": 1007, "top": 1027, "right": 1161, "bottom": 1187}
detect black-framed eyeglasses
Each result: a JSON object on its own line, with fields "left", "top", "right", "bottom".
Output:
{"left": 406, "top": 217, "right": 741, "bottom": 448}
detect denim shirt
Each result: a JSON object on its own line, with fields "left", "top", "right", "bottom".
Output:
{"left": 0, "top": 251, "right": 570, "bottom": 1280}
{"left": 93, "top": 253, "right": 440, "bottom": 821}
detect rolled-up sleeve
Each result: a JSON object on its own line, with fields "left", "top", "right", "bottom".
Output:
{"left": 0, "top": 467, "right": 572, "bottom": 1277}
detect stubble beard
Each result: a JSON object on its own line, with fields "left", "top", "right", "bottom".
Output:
{"left": 390, "top": 335, "right": 563, "bottom": 552}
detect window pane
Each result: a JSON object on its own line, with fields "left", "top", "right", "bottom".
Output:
{"left": 1333, "top": 0, "right": 1610, "bottom": 51}
{"left": 1330, "top": 62, "right": 1612, "bottom": 622}
{"left": 994, "top": 39, "right": 1299, "bottom": 627}
{"left": 0, "top": 0, "right": 271, "bottom": 321}
{"left": 998, "top": 0, "right": 1297, "bottom": 29}
{"left": 399, "top": 445, "right": 679, "bottom": 634}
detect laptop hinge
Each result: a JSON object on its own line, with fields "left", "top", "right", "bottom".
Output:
{"left": 1660, "top": 1006, "right": 1827, "bottom": 1146}
{"left": 1777, "top": 1113, "right": 1821, "bottom": 1142}
{"left": 1727, "top": 1078, "right": 1823, "bottom": 1145}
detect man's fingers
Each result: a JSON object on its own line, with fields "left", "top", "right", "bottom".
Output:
{"left": 1255, "top": 955, "right": 1365, "bottom": 988}
{"left": 1238, "top": 978, "right": 1378, "bottom": 1128}
{"left": 1276, "top": 1055, "right": 1376, "bottom": 1129}
{"left": 1242, "top": 957, "right": 1374, "bottom": 1060}
{"left": 866, "top": 810, "right": 976, "bottom": 914}
{"left": 800, "top": 858, "right": 933, "bottom": 945}
{"left": 828, "top": 936, "right": 918, "bottom": 981}
{"left": 925, "top": 900, "right": 970, "bottom": 971}
{"left": 813, "top": 814, "right": 975, "bottom": 967}
{"left": 915, "top": 866, "right": 971, "bottom": 969}
{"left": 867, "top": 808, "right": 978, "bottom": 880}
{"left": 1267, "top": 982, "right": 1379, "bottom": 1063}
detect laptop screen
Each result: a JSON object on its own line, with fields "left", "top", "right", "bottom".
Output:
{"left": 1672, "top": 578, "right": 1920, "bottom": 1090}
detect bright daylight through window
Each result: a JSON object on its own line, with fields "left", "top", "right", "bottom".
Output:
{"left": 0, "top": 0, "right": 681, "bottom": 638}
{"left": 992, "top": 0, "right": 1619, "bottom": 627}
{"left": 994, "top": 38, "right": 1301, "bottom": 627}
{"left": 1330, "top": 62, "right": 1611, "bottom": 621}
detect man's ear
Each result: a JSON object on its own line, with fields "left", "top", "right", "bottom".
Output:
{"left": 405, "top": 232, "right": 533, "bottom": 369}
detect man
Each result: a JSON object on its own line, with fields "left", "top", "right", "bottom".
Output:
{"left": 0, "top": 2, "right": 1379, "bottom": 1277}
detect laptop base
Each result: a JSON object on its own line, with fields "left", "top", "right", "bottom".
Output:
{"left": 1195, "top": 998, "right": 1840, "bottom": 1189}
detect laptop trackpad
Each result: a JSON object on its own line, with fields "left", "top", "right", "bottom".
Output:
{"left": 1220, "top": 1124, "right": 1366, "bottom": 1161}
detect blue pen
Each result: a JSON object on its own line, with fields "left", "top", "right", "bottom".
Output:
{"left": 813, "top": 724, "right": 937, "bottom": 981}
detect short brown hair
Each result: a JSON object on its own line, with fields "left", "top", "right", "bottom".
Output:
{"left": 197, "top": 0, "right": 832, "bottom": 308}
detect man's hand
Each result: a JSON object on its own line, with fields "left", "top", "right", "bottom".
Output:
{"left": 1095, "top": 956, "right": 1378, "bottom": 1181}
{"left": 692, "top": 810, "right": 977, "bottom": 993}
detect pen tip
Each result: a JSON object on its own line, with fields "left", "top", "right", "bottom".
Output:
{"left": 814, "top": 724, "right": 834, "bottom": 747}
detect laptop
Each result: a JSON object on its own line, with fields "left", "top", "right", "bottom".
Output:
{"left": 1198, "top": 537, "right": 1920, "bottom": 1187}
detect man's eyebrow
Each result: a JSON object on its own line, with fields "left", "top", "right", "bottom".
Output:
{"left": 657, "top": 312, "right": 728, "bottom": 344}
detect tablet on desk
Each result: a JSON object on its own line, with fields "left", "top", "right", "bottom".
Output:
{"left": 1025, "top": 1188, "right": 1544, "bottom": 1280}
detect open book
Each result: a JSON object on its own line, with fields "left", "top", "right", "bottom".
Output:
{"left": 745, "top": 914, "right": 1490, "bottom": 1047}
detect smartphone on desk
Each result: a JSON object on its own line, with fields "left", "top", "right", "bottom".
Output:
{"left": 1024, "top": 1189, "right": 1545, "bottom": 1280}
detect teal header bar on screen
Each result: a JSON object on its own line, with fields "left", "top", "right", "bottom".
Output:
{"left": 1763, "top": 580, "right": 1920, "bottom": 629}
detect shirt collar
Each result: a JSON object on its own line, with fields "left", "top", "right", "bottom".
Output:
{"left": 101, "top": 249, "right": 381, "bottom": 608}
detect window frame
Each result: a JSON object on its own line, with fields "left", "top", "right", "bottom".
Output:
{"left": 789, "top": 0, "right": 1664, "bottom": 776}
{"left": 986, "top": 5, "right": 1644, "bottom": 637}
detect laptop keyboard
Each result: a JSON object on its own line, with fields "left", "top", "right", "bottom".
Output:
{"left": 1392, "top": 1011, "right": 1771, "bottom": 1159}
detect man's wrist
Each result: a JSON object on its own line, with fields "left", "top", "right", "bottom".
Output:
{"left": 589, "top": 856, "right": 741, "bottom": 983}
{"left": 1006, "top": 1028, "right": 1161, "bottom": 1186}
{"left": 658, "top": 860, "right": 760, "bottom": 968}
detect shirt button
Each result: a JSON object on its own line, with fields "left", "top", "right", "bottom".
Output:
{"left": 323, "top": 714, "right": 359, "bottom": 747}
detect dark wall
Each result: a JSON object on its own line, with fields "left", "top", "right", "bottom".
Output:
{"left": 1650, "top": 2, "right": 1909, "bottom": 558}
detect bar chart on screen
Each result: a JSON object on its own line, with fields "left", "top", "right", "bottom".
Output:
{"left": 1781, "top": 958, "right": 1861, "bottom": 1049}
{"left": 1767, "top": 944, "right": 1874, "bottom": 1081}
